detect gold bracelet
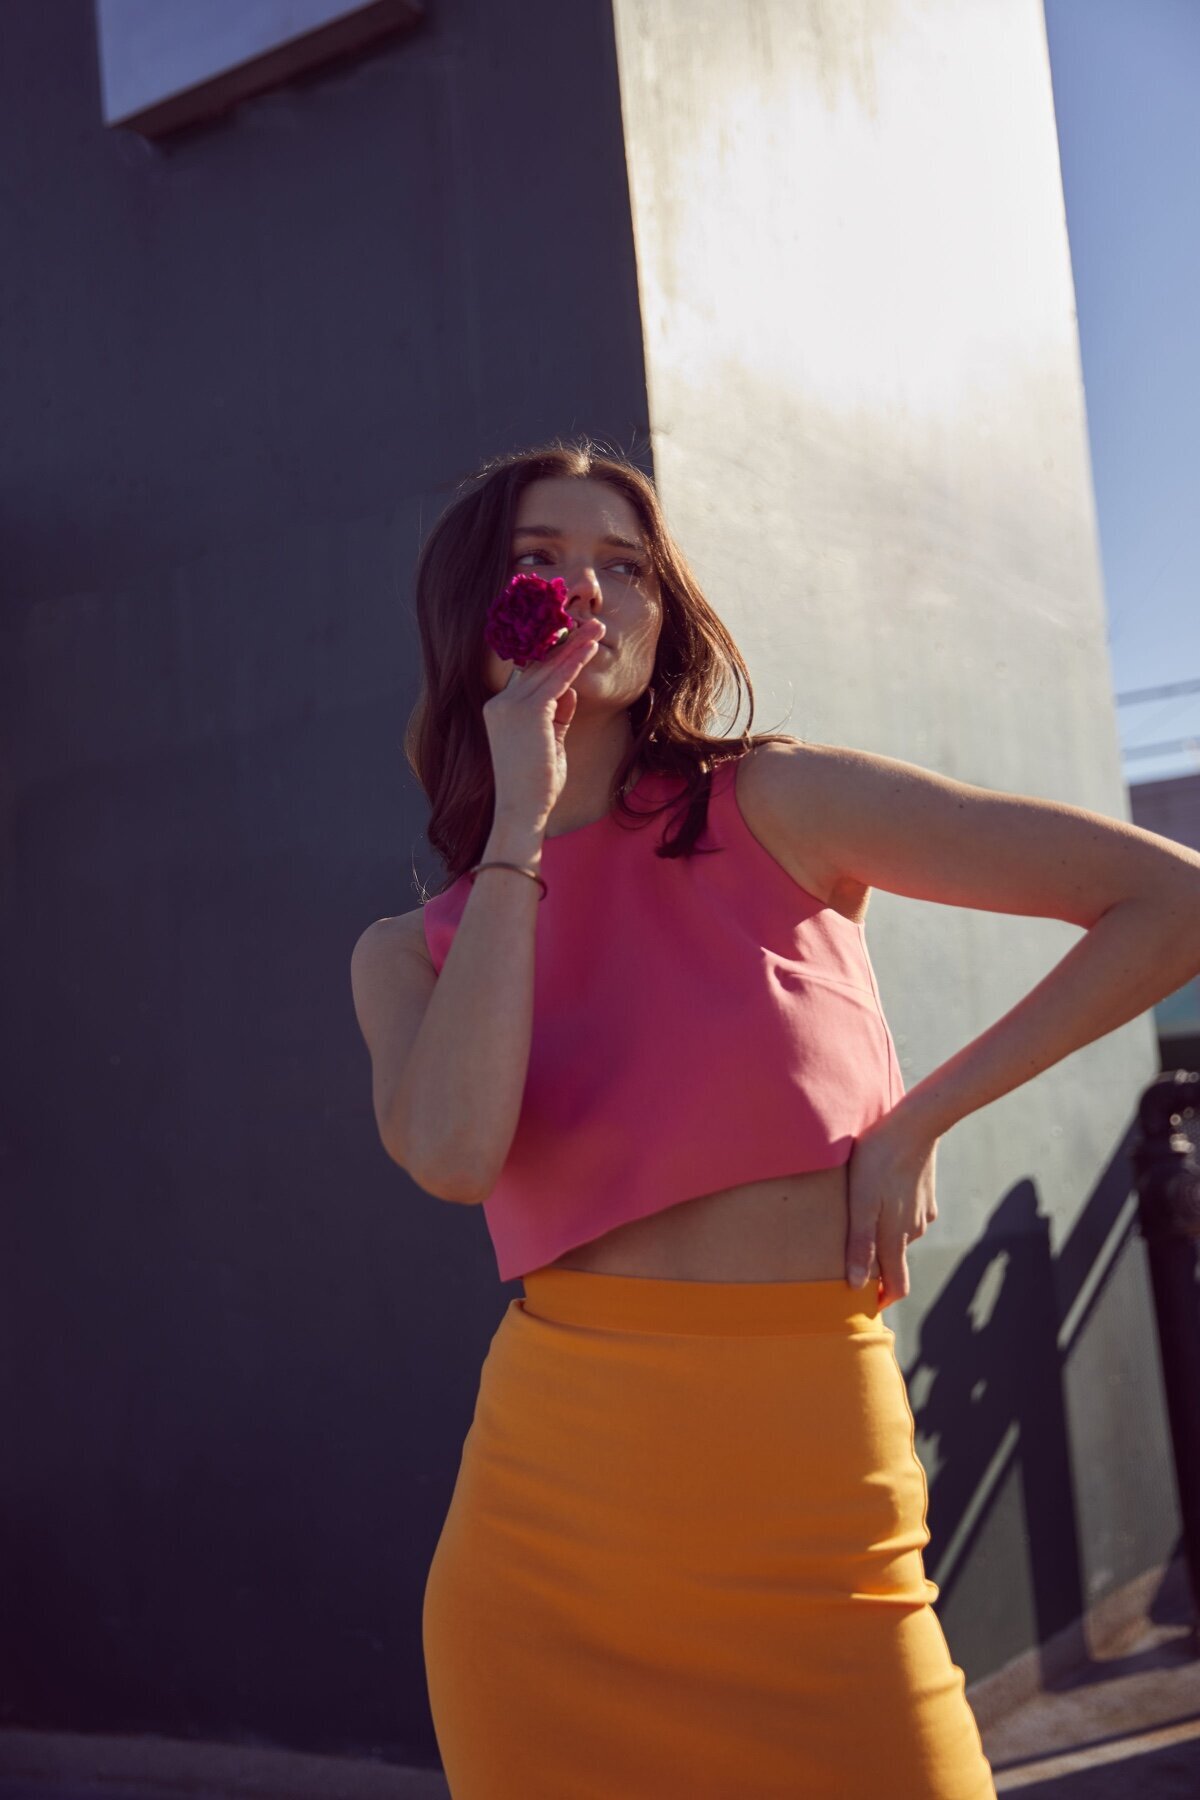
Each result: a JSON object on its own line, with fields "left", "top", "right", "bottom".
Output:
{"left": 468, "top": 860, "right": 548, "bottom": 901}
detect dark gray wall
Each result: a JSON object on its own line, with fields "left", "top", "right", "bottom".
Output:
{"left": 0, "top": 0, "right": 648, "bottom": 1772}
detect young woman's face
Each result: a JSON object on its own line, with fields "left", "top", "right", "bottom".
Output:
{"left": 482, "top": 476, "right": 663, "bottom": 701}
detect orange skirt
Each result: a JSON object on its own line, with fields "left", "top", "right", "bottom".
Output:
{"left": 422, "top": 1268, "right": 996, "bottom": 1799}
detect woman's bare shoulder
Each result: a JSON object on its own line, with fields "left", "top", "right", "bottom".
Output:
{"left": 355, "top": 904, "right": 435, "bottom": 969}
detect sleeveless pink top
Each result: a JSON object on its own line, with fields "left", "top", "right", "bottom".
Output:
{"left": 421, "top": 755, "right": 904, "bottom": 1282}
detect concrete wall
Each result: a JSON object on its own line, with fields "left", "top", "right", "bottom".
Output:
{"left": 611, "top": 0, "right": 1176, "bottom": 1681}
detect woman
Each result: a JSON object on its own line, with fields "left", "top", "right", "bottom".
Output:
{"left": 351, "top": 439, "right": 1200, "bottom": 1798}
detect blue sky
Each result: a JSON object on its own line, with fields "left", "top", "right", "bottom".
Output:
{"left": 1043, "top": 0, "right": 1199, "bottom": 787}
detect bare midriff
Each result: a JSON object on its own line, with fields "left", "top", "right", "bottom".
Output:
{"left": 543, "top": 1162, "right": 880, "bottom": 1284}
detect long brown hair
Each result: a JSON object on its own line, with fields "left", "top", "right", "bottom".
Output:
{"left": 405, "top": 436, "right": 801, "bottom": 898}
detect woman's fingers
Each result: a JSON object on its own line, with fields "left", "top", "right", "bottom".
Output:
{"left": 877, "top": 1232, "right": 911, "bottom": 1310}
{"left": 505, "top": 627, "right": 601, "bottom": 692}
{"left": 847, "top": 1212, "right": 911, "bottom": 1308}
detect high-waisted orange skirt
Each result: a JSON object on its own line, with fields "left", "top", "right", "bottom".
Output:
{"left": 422, "top": 1268, "right": 996, "bottom": 1799}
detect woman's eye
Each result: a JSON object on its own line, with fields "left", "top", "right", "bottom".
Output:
{"left": 513, "top": 550, "right": 644, "bottom": 579}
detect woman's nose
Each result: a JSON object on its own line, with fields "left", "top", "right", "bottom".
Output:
{"left": 565, "top": 568, "right": 603, "bottom": 608}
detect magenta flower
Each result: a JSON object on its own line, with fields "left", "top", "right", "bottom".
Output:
{"left": 484, "top": 572, "right": 579, "bottom": 668}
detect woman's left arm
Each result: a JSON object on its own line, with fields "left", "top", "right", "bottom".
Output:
{"left": 761, "top": 741, "right": 1200, "bottom": 1304}
{"left": 887, "top": 887, "right": 1200, "bottom": 1140}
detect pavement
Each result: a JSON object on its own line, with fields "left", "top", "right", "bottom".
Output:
{"left": 982, "top": 1554, "right": 1200, "bottom": 1797}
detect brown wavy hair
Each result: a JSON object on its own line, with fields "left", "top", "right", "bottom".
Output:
{"left": 405, "top": 436, "right": 801, "bottom": 899}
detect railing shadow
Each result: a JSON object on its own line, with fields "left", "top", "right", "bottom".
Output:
{"left": 903, "top": 1108, "right": 1177, "bottom": 1689}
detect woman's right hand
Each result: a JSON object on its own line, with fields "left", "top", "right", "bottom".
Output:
{"left": 482, "top": 619, "right": 606, "bottom": 829}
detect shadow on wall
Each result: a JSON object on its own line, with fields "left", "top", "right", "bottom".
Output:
{"left": 908, "top": 1111, "right": 1175, "bottom": 1686}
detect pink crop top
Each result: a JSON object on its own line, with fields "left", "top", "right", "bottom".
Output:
{"left": 421, "top": 755, "right": 904, "bottom": 1282}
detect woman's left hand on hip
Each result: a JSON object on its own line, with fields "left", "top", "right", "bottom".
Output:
{"left": 844, "top": 1115, "right": 940, "bottom": 1310}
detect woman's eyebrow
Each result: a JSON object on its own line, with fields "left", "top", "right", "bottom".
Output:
{"left": 513, "top": 524, "right": 647, "bottom": 553}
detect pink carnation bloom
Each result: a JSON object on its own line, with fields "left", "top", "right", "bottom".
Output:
{"left": 484, "top": 573, "right": 579, "bottom": 668}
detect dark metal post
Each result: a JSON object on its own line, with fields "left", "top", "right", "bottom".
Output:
{"left": 1132, "top": 1068, "right": 1200, "bottom": 1645}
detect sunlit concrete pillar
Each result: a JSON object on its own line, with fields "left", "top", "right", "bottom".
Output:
{"left": 612, "top": 0, "right": 1167, "bottom": 1686}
